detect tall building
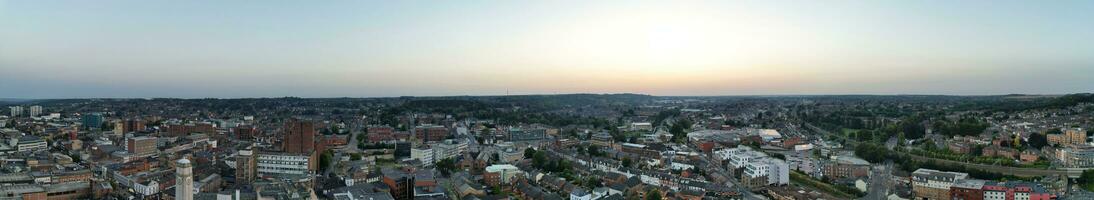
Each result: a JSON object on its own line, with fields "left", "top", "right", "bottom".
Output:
{"left": 282, "top": 119, "right": 316, "bottom": 154}
{"left": 236, "top": 150, "right": 257, "bottom": 184}
{"left": 27, "top": 106, "right": 42, "bottom": 117}
{"left": 176, "top": 159, "right": 194, "bottom": 200}
{"left": 8, "top": 106, "right": 23, "bottom": 117}
{"left": 81, "top": 113, "right": 104, "bottom": 129}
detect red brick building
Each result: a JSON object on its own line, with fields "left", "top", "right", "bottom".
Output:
{"left": 283, "top": 120, "right": 316, "bottom": 154}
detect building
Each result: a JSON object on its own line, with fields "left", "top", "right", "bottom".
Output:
{"left": 367, "top": 126, "right": 396, "bottom": 143}
{"left": 256, "top": 152, "right": 315, "bottom": 177}
{"left": 410, "top": 147, "right": 434, "bottom": 166}
{"left": 27, "top": 106, "right": 42, "bottom": 117}
{"left": 394, "top": 142, "right": 411, "bottom": 159}
{"left": 114, "top": 119, "right": 146, "bottom": 135}
{"left": 630, "top": 122, "right": 653, "bottom": 131}
{"left": 81, "top": 113, "right": 104, "bottom": 129}
{"left": 15, "top": 135, "right": 47, "bottom": 152}
{"left": 484, "top": 164, "right": 523, "bottom": 186}
{"left": 236, "top": 150, "right": 257, "bottom": 184}
{"left": 176, "top": 159, "right": 194, "bottom": 200}
{"left": 620, "top": 143, "right": 660, "bottom": 159}
{"left": 413, "top": 125, "right": 449, "bottom": 142}
{"left": 508, "top": 127, "right": 546, "bottom": 141}
{"left": 911, "top": 169, "right": 968, "bottom": 200}
{"left": 1066, "top": 128, "right": 1088, "bottom": 145}
{"left": 716, "top": 146, "right": 768, "bottom": 171}
{"left": 165, "top": 123, "right": 216, "bottom": 136}
{"left": 127, "top": 136, "right": 157, "bottom": 157}
{"left": 233, "top": 125, "right": 259, "bottom": 140}
{"left": 949, "top": 179, "right": 985, "bottom": 200}
{"left": 818, "top": 156, "right": 870, "bottom": 181}
{"left": 981, "top": 181, "right": 1054, "bottom": 200}
{"left": 591, "top": 132, "right": 614, "bottom": 146}
{"left": 283, "top": 119, "right": 316, "bottom": 154}
{"left": 743, "top": 158, "right": 789, "bottom": 187}
{"left": 8, "top": 106, "right": 23, "bottom": 117}
{"left": 1048, "top": 128, "right": 1089, "bottom": 146}
{"left": 1057, "top": 146, "right": 1094, "bottom": 167}
{"left": 432, "top": 139, "right": 467, "bottom": 162}
{"left": 381, "top": 168, "right": 415, "bottom": 200}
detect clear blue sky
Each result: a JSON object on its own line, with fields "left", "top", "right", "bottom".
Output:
{"left": 2, "top": 0, "right": 1092, "bottom": 98}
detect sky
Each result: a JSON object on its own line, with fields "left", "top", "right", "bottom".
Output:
{"left": 1, "top": 0, "right": 1093, "bottom": 98}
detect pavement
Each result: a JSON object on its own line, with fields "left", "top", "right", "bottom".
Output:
{"left": 863, "top": 161, "right": 893, "bottom": 200}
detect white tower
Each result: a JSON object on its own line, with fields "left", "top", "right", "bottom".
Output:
{"left": 176, "top": 158, "right": 194, "bottom": 200}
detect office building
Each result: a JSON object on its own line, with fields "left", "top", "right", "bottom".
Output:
{"left": 127, "top": 136, "right": 158, "bottom": 157}
{"left": 81, "top": 113, "right": 103, "bottom": 129}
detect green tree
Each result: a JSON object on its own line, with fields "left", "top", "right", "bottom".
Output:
{"left": 1028, "top": 133, "right": 1048, "bottom": 149}
{"left": 622, "top": 158, "right": 633, "bottom": 168}
{"left": 645, "top": 189, "right": 662, "bottom": 200}
{"left": 319, "top": 150, "right": 334, "bottom": 172}
{"left": 524, "top": 148, "right": 537, "bottom": 159}
{"left": 1081, "top": 169, "right": 1094, "bottom": 192}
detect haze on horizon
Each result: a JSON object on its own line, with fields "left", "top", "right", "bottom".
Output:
{"left": 2, "top": 1, "right": 1093, "bottom": 99}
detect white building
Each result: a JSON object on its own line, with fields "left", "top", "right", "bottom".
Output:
{"left": 411, "top": 147, "right": 434, "bottom": 166}
{"left": 433, "top": 139, "right": 467, "bottom": 162}
{"left": 256, "top": 153, "right": 312, "bottom": 176}
{"left": 716, "top": 146, "right": 768, "bottom": 169}
{"left": 27, "top": 106, "right": 42, "bottom": 117}
{"left": 485, "top": 164, "right": 523, "bottom": 183}
{"left": 8, "top": 106, "right": 23, "bottom": 117}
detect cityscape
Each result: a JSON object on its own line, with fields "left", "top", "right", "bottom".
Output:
{"left": 3, "top": 1, "right": 1094, "bottom": 200}
{"left": 0, "top": 95, "right": 1092, "bottom": 200}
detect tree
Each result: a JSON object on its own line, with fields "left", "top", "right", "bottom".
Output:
{"left": 350, "top": 153, "right": 363, "bottom": 161}
{"left": 1026, "top": 133, "right": 1046, "bottom": 150}
{"left": 1081, "top": 169, "right": 1094, "bottom": 192}
{"left": 622, "top": 158, "right": 633, "bottom": 168}
{"left": 670, "top": 119, "right": 692, "bottom": 143}
{"left": 645, "top": 189, "right": 662, "bottom": 200}
{"left": 319, "top": 150, "right": 334, "bottom": 172}
{"left": 436, "top": 158, "right": 458, "bottom": 176}
{"left": 533, "top": 151, "right": 547, "bottom": 169}
{"left": 524, "top": 148, "right": 537, "bottom": 159}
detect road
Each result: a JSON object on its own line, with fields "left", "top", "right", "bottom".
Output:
{"left": 863, "top": 161, "right": 893, "bottom": 200}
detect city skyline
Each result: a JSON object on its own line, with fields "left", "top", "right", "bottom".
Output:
{"left": 3, "top": 1, "right": 1093, "bottom": 98}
